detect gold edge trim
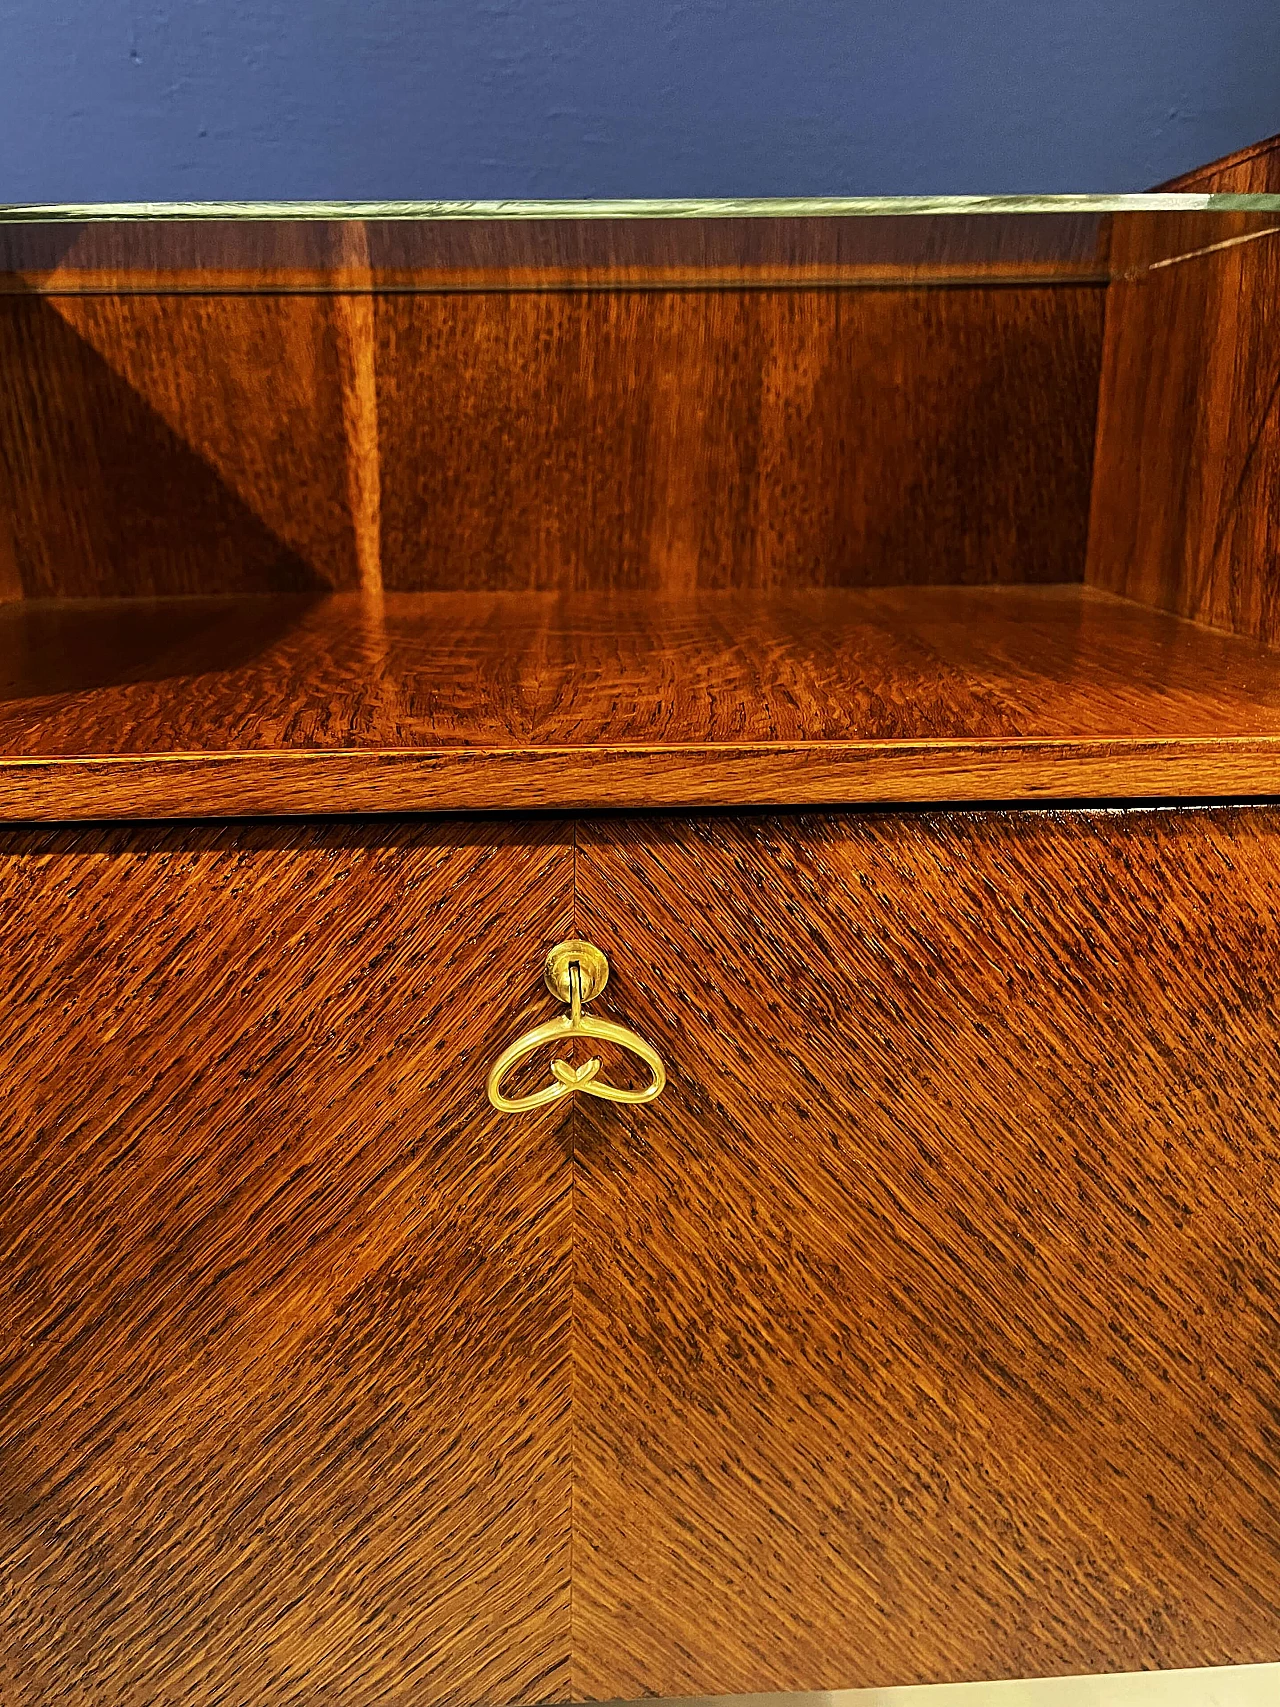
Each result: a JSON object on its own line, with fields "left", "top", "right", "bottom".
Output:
{"left": 1, "top": 734, "right": 1280, "bottom": 766}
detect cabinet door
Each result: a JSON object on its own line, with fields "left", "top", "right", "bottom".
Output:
{"left": 574, "top": 806, "right": 1280, "bottom": 1698}
{"left": 0, "top": 818, "right": 573, "bottom": 1707}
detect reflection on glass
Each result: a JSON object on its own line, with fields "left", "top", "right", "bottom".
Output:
{"left": 0, "top": 195, "right": 1278, "bottom": 293}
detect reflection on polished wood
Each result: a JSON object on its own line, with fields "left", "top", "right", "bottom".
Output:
{"left": 0, "top": 585, "right": 1279, "bottom": 815}
{"left": 0, "top": 294, "right": 364, "bottom": 598}
{"left": 13, "top": 585, "right": 1280, "bottom": 750}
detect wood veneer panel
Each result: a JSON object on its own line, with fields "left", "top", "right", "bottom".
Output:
{"left": 0, "top": 817, "right": 574, "bottom": 1706}
{"left": 1159, "top": 130, "right": 1280, "bottom": 193}
{"left": 376, "top": 287, "right": 1102, "bottom": 592}
{"left": 573, "top": 805, "right": 1280, "bottom": 1696}
{"left": 0, "top": 294, "right": 367, "bottom": 597}
{"left": 1086, "top": 136, "right": 1280, "bottom": 642}
{"left": 5, "top": 585, "right": 1280, "bottom": 755}
{"left": 0, "top": 585, "right": 1278, "bottom": 813}
{"left": 5, "top": 738, "right": 1280, "bottom": 819}
{"left": 0, "top": 277, "right": 1098, "bottom": 599}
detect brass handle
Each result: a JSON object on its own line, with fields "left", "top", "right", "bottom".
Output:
{"left": 486, "top": 939, "right": 666, "bottom": 1114}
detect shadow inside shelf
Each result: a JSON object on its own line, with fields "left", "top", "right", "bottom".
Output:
{"left": 0, "top": 595, "right": 321, "bottom": 700}
{"left": 0, "top": 294, "right": 338, "bottom": 601}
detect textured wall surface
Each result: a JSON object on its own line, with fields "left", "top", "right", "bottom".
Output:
{"left": 1, "top": 1, "right": 1278, "bottom": 202}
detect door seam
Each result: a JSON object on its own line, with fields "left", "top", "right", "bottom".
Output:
{"left": 569, "top": 814, "right": 579, "bottom": 1700}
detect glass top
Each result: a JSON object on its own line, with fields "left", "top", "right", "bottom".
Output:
{"left": 2, "top": 194, "right": 1278, "bottom": 291}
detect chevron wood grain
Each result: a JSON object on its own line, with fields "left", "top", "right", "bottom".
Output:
{"left": 0, "top": 816, "right": 574, "bottom": 1707}
{"left": 572, "top": 804, "right": 1280, "bottom": 1697}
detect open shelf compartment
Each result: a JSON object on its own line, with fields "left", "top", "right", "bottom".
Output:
{"left": 2, "top": 139, "right": 1280, "bottom": 818}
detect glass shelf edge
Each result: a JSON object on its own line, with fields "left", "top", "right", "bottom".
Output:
{"left": 3, "top": 192, "right": 1280, "bottom": 222}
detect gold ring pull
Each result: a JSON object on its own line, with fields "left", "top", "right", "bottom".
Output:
{"left": 486, "top": 939, "right": 666, "bottom": 1114}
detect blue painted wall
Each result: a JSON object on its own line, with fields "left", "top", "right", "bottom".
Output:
{"left": 2, "top": 1, "right": 1278, "bottom": 203}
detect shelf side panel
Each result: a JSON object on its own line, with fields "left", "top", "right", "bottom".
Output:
{"left": 1086, "top": 135, "right": 1280, "bottom": 642}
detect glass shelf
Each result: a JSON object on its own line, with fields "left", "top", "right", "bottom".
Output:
{"left": 2, "top": 194, "right": 1278, "bottom": 292}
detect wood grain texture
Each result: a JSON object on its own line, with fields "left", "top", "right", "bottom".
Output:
{"left": 0, "top": 817, "right": 574, "bottom": 1707}
{"left": 7, "top": 585, "right": 1280, "bottom": 754}
{"left": 375, "top": 286, "right": 1101, "bottom": 593}
{"left": 0, "top": 280, "right": 1101, "bottom": 599}
{"left": 0, "top": 586, "right": 1278, "bottom": 815}
{"left": 1086, "top": 135, "right": 1280, "bottom": 642}
{"left": 0, "top": 294, "right": 364, "bottom": 597}
{"left": 4, "top": 802, "right": 1280, "bottom": 1697}
{"left": 4, "top": 738, "right": 1280, "bottom": 821}
{"left": 572, "top": 805, "right": 1280, "bottom": 1696}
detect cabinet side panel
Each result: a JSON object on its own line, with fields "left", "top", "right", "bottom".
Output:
{"left": 574, "top": 806, "right": 1280, "bottom": 1697}
{"left": 0, "top": 817, "right": 573, "bottom": 1707}
{"left": 1085, "top": 136, "right": 1280, "bottom": 641}
{"left": 1157, "top": 130, "right": 1280, "bottom": 192}
{"left": 375, "top": 285, "right": 1102, "bottom": 593}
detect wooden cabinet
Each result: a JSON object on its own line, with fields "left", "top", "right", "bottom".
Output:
{"left": 2, "top": 135, "right": 1280, "bottom": 1703}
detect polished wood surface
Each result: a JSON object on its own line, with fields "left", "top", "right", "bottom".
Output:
{"left": 8, "top": 585, "right": 1280, "bottom": 752}
{"left": 374, "top": 286, "right": 1100, "bottom": 593}
{"left": 1086, "top": 135, "right": 1280, "bottom": 642}
{"left": 8, "top": 738, "right": 1280, "bottom": 821}
{"left": 0, "top": 295, "right": 366, "bottom": 598}
{"left": 1158, "top": 128, "right": 1280, "bottom": 191}
{"left": 573, "top": 804, "right": 1280, "bottom": 1696}
{"left": 0, "top": 817, "right": 574, "bottom": 1707}
{"left": 0, "top": 281, "right": 1102, "bottom": 599}
{"left": 4, "top": 138, "right": 1280, "bottom": 1705}
{"left": 0, "top": 586, "right": 1278, "bottom": 815}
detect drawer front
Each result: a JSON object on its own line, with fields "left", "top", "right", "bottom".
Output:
{"left": 6, "top": 805, "right": 1279, "bottom": 1703}
{"left": 574, "top": 806, "right": 1280, "bottom": 1697}
{"left": 0, "top": 818, "right": 574, "bottom": 1707}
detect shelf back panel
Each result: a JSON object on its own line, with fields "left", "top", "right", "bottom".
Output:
{"left": 5, "top": 183, "right": 1280, "bottom": 602}
{"left": 0, "top": 283, "right": 1102, "bottom": 599}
